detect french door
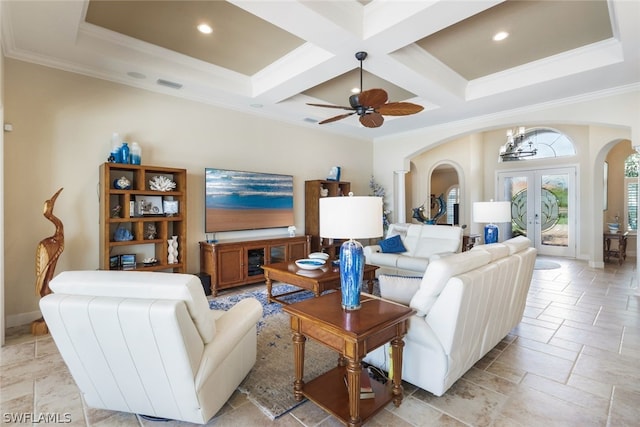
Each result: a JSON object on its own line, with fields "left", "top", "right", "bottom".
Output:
{"left": 498, "top": 167, "right": 576, "bottom": 257}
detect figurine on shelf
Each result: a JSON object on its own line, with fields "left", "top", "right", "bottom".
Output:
{"left": 144, "top": 223, "right": 157, "bottom": 240}
{"left": 111, "top": 205, "right": 122, "bottom": 218}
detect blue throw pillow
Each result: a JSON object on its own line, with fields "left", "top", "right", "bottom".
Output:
{"left": 379, "top": 235, "right": 406, "bottom": 253}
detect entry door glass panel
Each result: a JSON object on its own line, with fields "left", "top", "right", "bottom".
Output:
{"left": 499, "top": 168, "right": 575, "bottom": 257}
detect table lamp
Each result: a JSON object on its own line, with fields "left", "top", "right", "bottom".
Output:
{"left": 320, "top": 194, "right": 383, "bottom": 310}
{"left": 473, "top": 200, "right": 511, "bottom": 244}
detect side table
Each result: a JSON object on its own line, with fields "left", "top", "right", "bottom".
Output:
{"left": 283, "top": 292, "right": 415, "bottom": 427}
{"left": 603, "top": 231, "right": 628, "bottom": 265}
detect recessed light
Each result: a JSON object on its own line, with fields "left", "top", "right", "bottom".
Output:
{"left": 351, "top": 87, "right": 360, "bottom": 94}
{"left": 493, "top": 31, "right": 509, "bottom": 41}
{"left": 197, "top": 23, "right": 213, "bottom": 34}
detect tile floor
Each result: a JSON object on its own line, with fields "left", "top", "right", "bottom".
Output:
{"left": 1, "top": 256, "right": 638, "bottom": 426}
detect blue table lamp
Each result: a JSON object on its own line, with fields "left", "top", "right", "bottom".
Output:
{"left": 473, "top": 200, "right": 512, "bottom": 244}
{"left": 319, "top": 194, "right": 383, "bottom": 310}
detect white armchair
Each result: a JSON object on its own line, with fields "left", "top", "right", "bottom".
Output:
{"left": 40, "top": 270, "right": 263, "bottom": 424}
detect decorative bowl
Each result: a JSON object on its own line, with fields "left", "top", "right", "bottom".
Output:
{"left": 308, "top": 252, "right": 330, "bottom": 261}
{"left": 295, "top": 258, "right": 326, "bottom": 270}
{"left": 142, "top": 257, "right": 158, "bottom": 266}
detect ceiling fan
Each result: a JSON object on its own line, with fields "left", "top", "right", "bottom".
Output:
{"left": 307, "top": 51, "right": 424, "bottom": 128}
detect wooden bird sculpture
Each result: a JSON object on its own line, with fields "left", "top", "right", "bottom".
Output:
{"left": 32, "top": 188, "right": 64, "bottom": 335}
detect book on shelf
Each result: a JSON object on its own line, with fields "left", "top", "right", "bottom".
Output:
{"left": 343, "top": 370, "right": 375, "bottom": 399}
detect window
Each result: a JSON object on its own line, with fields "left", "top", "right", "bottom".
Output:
{"left": 446, "top": 186, "right": 459, "bottom": 225}
{"left": 499, "top": 128, "right": 576, "bottom": 162}
{"left": 624, "top": 153, "right": 639, "bottom": 231}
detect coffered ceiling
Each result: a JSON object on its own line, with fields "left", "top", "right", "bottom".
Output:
{"left": 2, "top": 0, "right": 639, "bottom": 140}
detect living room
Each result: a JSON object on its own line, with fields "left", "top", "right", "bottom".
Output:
{"left": 1, "top": 1, "right": 639, "bottom": 424}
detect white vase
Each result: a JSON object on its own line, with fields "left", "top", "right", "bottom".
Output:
{"left": 168, "top": 236, "right": 178, "bottom": 264}
{"left": 172, "top": 235, "right": 179, "bottom": 263}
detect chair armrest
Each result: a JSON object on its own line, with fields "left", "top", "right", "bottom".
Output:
{"left": 196, "top": 299, "right": 263, "bottom": 386}
{"left": 363, "top": 245, "right": 382, "bottom": 257}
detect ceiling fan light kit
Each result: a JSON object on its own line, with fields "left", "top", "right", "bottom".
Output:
{"left": 307, "top": 51, "right": 424, "bottom": 128}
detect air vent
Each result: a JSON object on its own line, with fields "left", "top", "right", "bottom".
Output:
{"left": 156, "top": 79, "right": 183, "bottom": 90}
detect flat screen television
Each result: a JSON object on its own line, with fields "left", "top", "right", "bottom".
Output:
{"left": 205, "top": 168, "right": 294, "bottom": 232}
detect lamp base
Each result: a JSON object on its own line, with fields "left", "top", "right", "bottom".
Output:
{"left": 484, "top": 223, "right": 499, "bottom": 244}
{"left": 339, "top": 239, "right": 364, "bottom": 310}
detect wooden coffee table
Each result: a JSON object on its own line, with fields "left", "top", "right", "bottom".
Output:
{"left": 262, "top": 261, "right": 378, "bottom": 305}
{"left": 283, "top": 292, "right": 415, "bottom": 427}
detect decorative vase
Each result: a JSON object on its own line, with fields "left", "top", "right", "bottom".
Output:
{"left": 339, "top": 239, "right": 364, "bottom": 310}
{"left": 168, "top": 236, "right": 178, "bottom": 264}
{"left": 167, "top": 235, "right": 179, "bottom": 264}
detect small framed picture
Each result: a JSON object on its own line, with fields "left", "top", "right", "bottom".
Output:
{"left": 135, "top": 195, "right": 163, "bottom": 216}
{"left": 120, "top": 254, "right": 136, "bottom": 269}
{"left": 109, "top": 255, "right": 120, "bottom": 270}
{"left": 163, "top": 200, "right": 179, "bottom": 216}
{"left": 327, "top": 166, "right": 341, "bottom": 181}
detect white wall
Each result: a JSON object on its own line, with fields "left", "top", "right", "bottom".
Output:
{"left": 372, "top": 87, "right": 640, "bottom": 267}
{"left": 2, "top": 59, "right": 374, "bottom": 327}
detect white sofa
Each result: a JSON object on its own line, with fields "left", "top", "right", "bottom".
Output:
{"left": 40, "top": 270, "right": 263, "bottom": 424}
{"left": 363, "top": 223, "right": 464, "bottom": 275}
{"left": 363, "top": 236, "right": 536, "bottom": 396}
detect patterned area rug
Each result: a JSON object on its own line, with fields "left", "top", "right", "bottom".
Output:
{"left": 209, "top": 285, "right": 338, "bottom": 419}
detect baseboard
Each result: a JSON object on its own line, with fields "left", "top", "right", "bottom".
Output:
{"left": 6, "top": 310, "right": 41, "bottom": 328}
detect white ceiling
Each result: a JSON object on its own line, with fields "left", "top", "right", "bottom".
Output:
{"left": 2, "top": 0, "right": 639, "bottom": 141}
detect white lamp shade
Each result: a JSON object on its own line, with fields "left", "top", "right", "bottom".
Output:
{"left": 473, "top": 201, "right": 511, "bottom": 223}
{"left": 319, "top": 196, "right": 383, "bottom": 239}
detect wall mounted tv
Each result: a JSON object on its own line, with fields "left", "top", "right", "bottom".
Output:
{"left": 205, "top": 168, "right": 294, "bottom": 232}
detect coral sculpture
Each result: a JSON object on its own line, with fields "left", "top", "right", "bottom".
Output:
{"left": 149, "top": 175, "right": 176, "bottom": 192}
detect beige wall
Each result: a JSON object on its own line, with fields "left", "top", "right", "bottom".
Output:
{"left": 3, "top": 59, "right": 373, "bottom": 325}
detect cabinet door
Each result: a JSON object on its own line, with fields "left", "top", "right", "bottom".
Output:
{"left": 217, "top": 247, "right": 245, "bottom": 286}
{"left": 269, "top": 244, "right": 287, "bottom": 264}
{"left": 288, "top": 241, "right": 308, "bottom": 260}
{"left": 246, "top": 246, "right": 266, "bottom": 278}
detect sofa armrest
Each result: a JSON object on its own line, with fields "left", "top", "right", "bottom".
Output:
{"left": 378, "top": 274, "right": 422, "bottom": 305}
{"left": 427, "top": 252, "right": 456, "bottom": 261}
{"left": 363, "top": 245, "right": 382, "bottom": 257}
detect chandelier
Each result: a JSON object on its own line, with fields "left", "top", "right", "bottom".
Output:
{"left": 500, "top": 127, "right": 538, "bottom": 161}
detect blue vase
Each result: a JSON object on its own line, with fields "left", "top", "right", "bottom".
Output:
{"left": 339, "top": 239, "right": 364, "bottom": 310}
{"left": 484, "top": 223, "right": 499, "bottom": 244}
{"left": 120, "top": 142, "right": 130, "bottom": 164}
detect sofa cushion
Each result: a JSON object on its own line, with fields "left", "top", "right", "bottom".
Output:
{"left": 378, "top": 274, "right": 423, "bottom": 305}
{"left": 367, "top": 251, "right": 402, "bottom": 268}
{"left": 396, "top": 256, "right": 430, "bottom": 272}
{"left": 379, "top": 235, "right": 407, "bottom": 253}
{"left": 410, "top": 250, "right": 492, "bottom": 316}
{"left": 471, "top": 243, "right": 509, "bottom": 261}
{"left": 400, "top": 225, "right": 423, "bottom": 255}
{"left": 49, "top": 270, "right": 216, "bottom": 343}
{"left": 503, "top": 236, "right": 532, "bottom": 254}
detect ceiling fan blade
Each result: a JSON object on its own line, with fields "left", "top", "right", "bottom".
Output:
{"left": 307, "top": 103, "right": 355, "bottom": 111}
{"left": 358, "top": 89, "right": 388, "bottom": 108}
{"left": 377, "top": 102, "right": 424, "bottom": 116}
{"left": 318, "top": 112, "right": 356, "bottom": 124}
{"left": 359, "top": 112, "right": 384, "bottom": 128}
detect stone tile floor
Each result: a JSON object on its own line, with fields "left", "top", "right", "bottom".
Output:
{"left": 1, "top": 256, "right": 638, "bottom": 426}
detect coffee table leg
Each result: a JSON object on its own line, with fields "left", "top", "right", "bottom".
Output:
{"left": 265, "top": 273, "right": 274, "bottom": 303}
{"left": 345, "top": 358, "right": 362, "bottom": 427}
{"left": 292, "top": 332, "right": 306, "bottom": 401}
{"left": 390, "top": 337, "right": 405, "bottom": 407}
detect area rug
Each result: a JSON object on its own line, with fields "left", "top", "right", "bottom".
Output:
{"left": 209, "top": 285, "right": 338, "bottom": 419}
{"left": 534, "top": 259, "right": 562, "bottom": 270}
